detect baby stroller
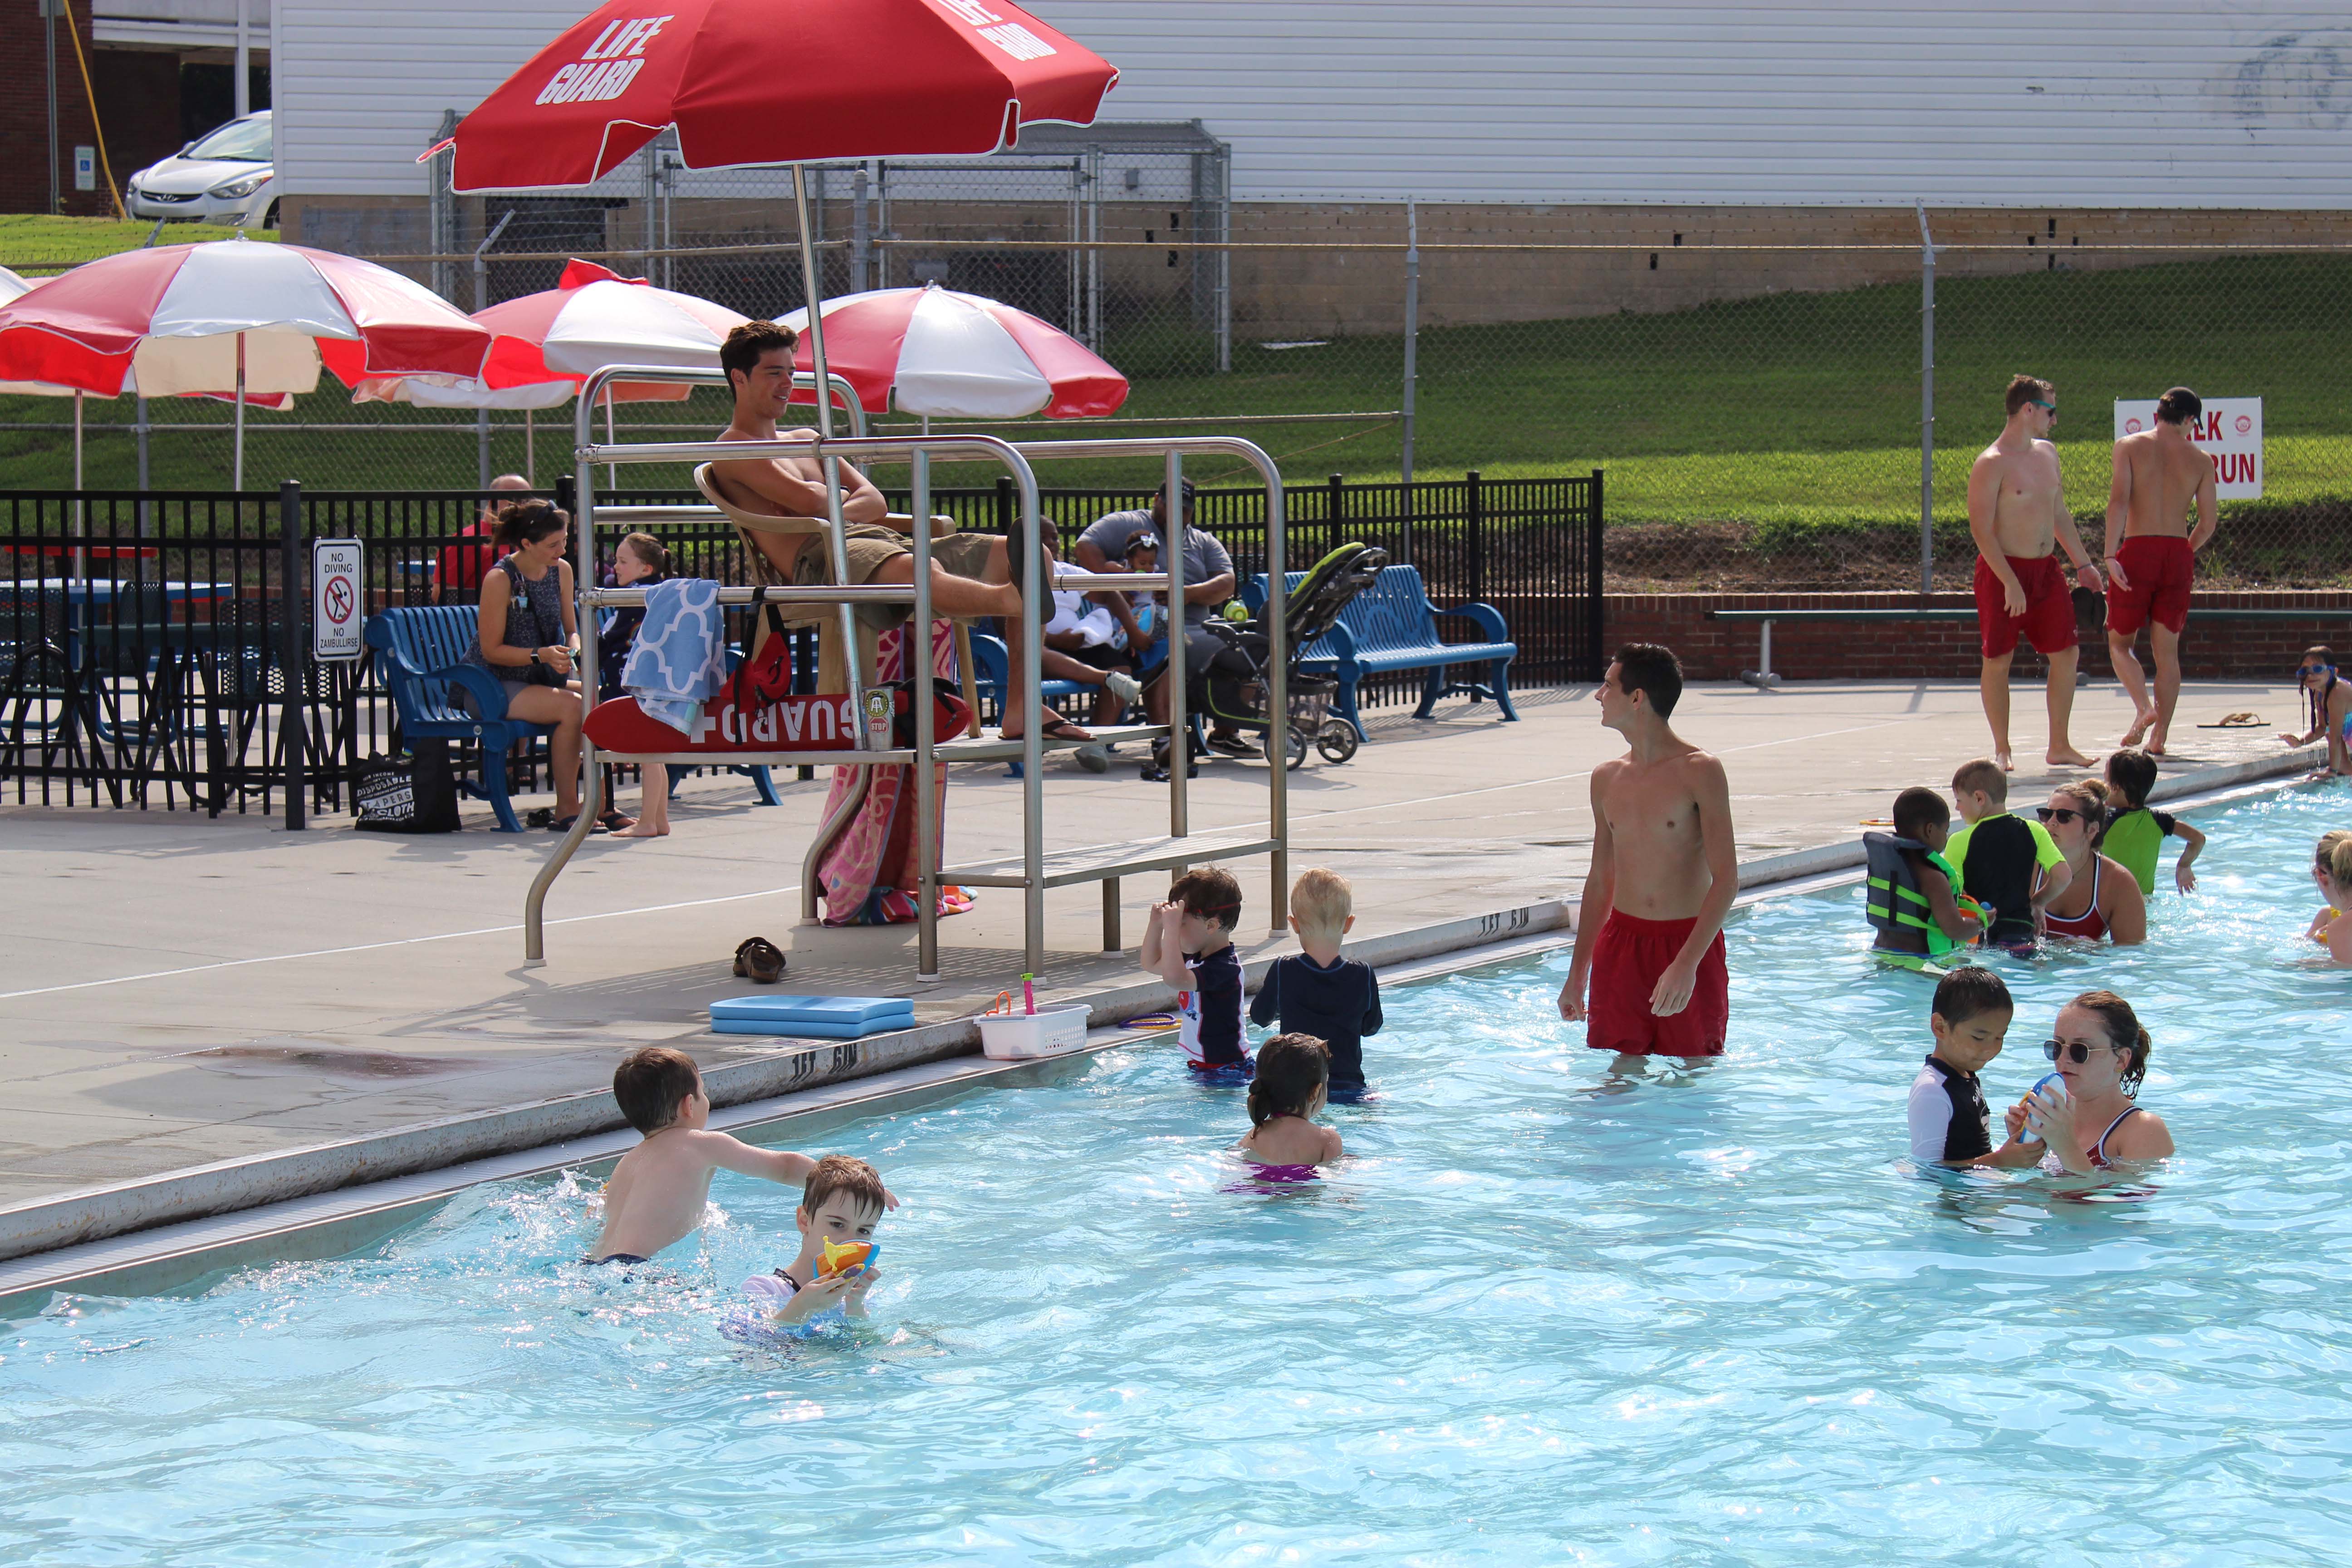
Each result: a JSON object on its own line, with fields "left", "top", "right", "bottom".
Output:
{"left": 1148, "top": 541, "right": 1389, "bottom": 776}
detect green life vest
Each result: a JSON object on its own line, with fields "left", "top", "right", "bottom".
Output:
{"left": 1865, "top": 833, "right": 1964, "bottom": 957}
{"left": 2099, "top": 806, "right": 2165, "bottom": 897}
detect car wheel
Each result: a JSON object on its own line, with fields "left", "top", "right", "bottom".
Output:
{"left": 261, "top": 201, "right": 280, "bottom": 231}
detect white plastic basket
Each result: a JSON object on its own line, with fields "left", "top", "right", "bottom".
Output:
{"left": 976, "top": 1004, "right": 1091, "bottom": 1060}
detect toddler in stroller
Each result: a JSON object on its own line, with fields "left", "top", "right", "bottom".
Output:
{"left": 1144, "top": 542, "right": 1389, "bottom": 779}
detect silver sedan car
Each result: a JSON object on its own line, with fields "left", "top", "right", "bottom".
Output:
{"left": 126, "top": 111, "right": 277, "bottom": 229}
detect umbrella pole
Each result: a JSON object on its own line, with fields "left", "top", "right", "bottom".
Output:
{"left": 72, "top": 390, "right": 85, "bottom": 585}
{"left": 791, "top": 162, "right": 869, "bottom": 758}
{"left": 233, "top": 330, "right": 246, "bottom": 492}
{"left": 525, "top": 407, "right": 535, "bottom": 487}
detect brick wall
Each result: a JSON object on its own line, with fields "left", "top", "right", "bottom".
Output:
{"left": 91, "top": 48, "right": 185, "bottom": 188}
{"left": 1606, "top": 590, "right": 2352, "bottom": 683}
{"left": 0, "top": 2, "right": 107, "bottom": 216}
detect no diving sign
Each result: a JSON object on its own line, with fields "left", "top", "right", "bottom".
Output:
{"left": 312, "top": 539, "right": 365, "bottom": 661}
{"left": 2113, "top": 397, "right": 2262, "bottom": 499}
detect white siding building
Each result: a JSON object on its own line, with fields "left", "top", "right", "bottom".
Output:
{"left": 276, "top": 0, "right": 2352, "bottom": 209}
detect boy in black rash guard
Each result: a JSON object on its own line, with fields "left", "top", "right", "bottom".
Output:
{"left": 1143, "top": 866, "right": 1250, "bottom": 1074}
{"left": 1250, "top": 868, "right": 1382, "bottom": 1096}
{"left": 1943, "top": 756, "right": 2070, "bottom": 950}
{"left": 1907, "top": 967, "right": 2038, "bottom": 1169}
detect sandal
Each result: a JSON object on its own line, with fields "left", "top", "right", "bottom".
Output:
{"left": 733, "top": 936, "right": 787, "bottom": 984}
{"left": 546, "top": 813, "right": 608, "bottom": 834}
{"left": 1004, "top": 715, "right": 1094, "bottom": 745}
{"left": 2196, "top": 712, "right": 2262, "bottom": 729}
{"left": 598, "top": 808, "right": 637, "bottom": 833}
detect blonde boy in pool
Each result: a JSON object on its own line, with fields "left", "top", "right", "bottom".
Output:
{"left": 1557, "top": 643, "right": 1738, "bottom": 1067}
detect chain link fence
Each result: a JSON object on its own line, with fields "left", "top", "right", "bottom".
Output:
{"left": 4, "top": 178, "right": 2347, "bottom": 590}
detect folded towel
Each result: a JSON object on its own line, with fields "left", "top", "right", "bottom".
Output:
{"left": 622, "top": 578, "right": 727, "bottom": 735}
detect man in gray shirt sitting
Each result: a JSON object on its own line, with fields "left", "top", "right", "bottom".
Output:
{"left": 1073, "top": 479, "right": 1254, "bottom": 764}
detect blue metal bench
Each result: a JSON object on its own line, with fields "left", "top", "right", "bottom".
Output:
{"left": 367, "top": 606, "right": 558, "bottom": 833}
{"left": 1246, "top": 564, "right": 1517, "bottom": 740}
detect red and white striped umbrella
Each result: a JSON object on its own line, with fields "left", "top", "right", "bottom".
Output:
{"left": 354, "top": 259, "right": 748, "bottom": 408}
{"left": 776, "top": 284, "right": 1126, "bottom": 419}
{"left": 0, "top": 238, "right": 493, "bottom": 486}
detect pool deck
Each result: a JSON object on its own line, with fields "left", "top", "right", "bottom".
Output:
{"left": 0, "top": 676, "right": 2327, "bottom": 1259}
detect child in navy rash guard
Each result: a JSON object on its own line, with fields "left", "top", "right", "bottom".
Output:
{"left": 1250, "top": 868, "right": 1382, "bottom": 1091}
{"left": 1142, "top": 866, "right": 1250, "bottom": 1073}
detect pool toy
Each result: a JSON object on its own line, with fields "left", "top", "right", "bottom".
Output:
{"left": 817, "top": 1239, "right": 881, "bottom": 1280}
{"left": 2017, "top": 1073, "right": 2068, "bottom": 1144}
{"left": 709, "top": 994, "right": 916, "bottom": 1039}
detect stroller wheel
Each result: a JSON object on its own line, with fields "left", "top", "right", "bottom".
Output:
{"left": 1264, "top": 725, "right": 1309, "bottom": 770}
{"left": 1316, "top": 720, "right": 1359, "bottom": 764}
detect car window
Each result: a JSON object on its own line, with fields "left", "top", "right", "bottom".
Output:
{"left": 185, "top": 116, "right": 272, "bottom": 163}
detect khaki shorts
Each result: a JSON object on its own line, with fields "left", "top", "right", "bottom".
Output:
{"left": 795, "top": 524, "right": 999, "bottom": 630}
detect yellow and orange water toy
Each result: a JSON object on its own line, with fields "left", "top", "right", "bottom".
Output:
{"left": 817, "top": 1238, "right": 880, "bottom": 1280}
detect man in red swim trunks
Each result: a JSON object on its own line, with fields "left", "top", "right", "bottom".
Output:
{"left": 1967, "top": 376, "right": 2103, "bottom": 772}
{"left": 1557, "top": 643, "right": 1737, "bottom": 1063}
{"left": 2105, "top": 386, "right": 2219, "bottom": 756}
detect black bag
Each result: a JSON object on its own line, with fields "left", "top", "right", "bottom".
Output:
{"left": 354, "top": 740, "right": 460, "bottom": 833}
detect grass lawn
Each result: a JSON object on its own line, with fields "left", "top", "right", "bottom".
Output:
{"left": 0, "top": 215, "right": 274, "bottom": 277}
{"left": 1, "top": 251, "right": 2345, "bottom": 533}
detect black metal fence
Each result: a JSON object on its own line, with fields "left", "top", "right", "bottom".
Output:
{"left": 0, "top": 472, "right": 1601, "bottom": 815}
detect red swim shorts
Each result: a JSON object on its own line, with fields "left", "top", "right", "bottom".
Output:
{"left": 1583, "top": 911, "right": 1730, "bottom": 1057}
{"left": 2104, "top": 535, "right": 2194, "bottom": 637}
{"left": 1974, "top": 553, "right": 2077, "bottom": 658}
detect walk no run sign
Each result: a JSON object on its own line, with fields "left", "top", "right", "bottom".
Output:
{"left": 2112, "top": 397, "right": 2263, "bottom": 498}
{"left": 312, "top": 539, "right": 365, "bottom": 661}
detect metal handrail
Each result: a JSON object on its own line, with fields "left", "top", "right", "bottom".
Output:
{"left": 521, "top": 364, "right": 1287, "bottom": 981}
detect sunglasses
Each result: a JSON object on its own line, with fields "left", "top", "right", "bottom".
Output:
{"left": 2035, "top": 806, "right": 2087, "bottom": 825}
{"left": 2043, "top": 1039, "right": 2119, "bottom": 1064}
{"left": 2030, "top": 400, "right": 2057, "bottom": 413}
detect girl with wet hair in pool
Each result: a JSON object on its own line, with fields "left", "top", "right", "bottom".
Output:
{"left": 1235, "top": 1033, "right": 1343, "bottom": 1177}
{"left": 2279, "top": 646, "right": 2352, "bottom": 776}
{"left": 2035, "top": 779, "right": 2146, "bottom": 945}
{"left": 2009, "top": 990, "right": 2174, "bottom": 1174}
{"left": 2308, "top": 832, "right": 2352, "bottom": 966}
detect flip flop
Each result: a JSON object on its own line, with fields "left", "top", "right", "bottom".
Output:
{"left": 733, "top": 936, "right": 787, "bottom": 984}
{"left": 598, "top": 809, "right": 637, "bottom": 833}
{"left": 2196, "top": 713, "right": 2262, "bottom": 729}
{"left": 546, "top": 814, "right": 608, "bottom": 834}
{"left": 1004, "top": 716, "right": 1094, "bottom": 744}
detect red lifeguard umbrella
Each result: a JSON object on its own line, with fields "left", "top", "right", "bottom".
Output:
{"left": 440, "top": 0, "right": 1117, "bottom": 440}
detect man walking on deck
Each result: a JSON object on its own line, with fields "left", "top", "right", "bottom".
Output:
{"left": 2105, "top": 386, "right": 2219, "bottom": 756}
{"left": 1968, "top": 376, "right": 2103, "bottom": 772}
{"left": 1557, "top": 643, "right": 1737, "bottom": 1063}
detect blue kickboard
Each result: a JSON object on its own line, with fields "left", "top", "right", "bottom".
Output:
{"left": 710, "top": 994, "right": 916, "bottom": 1032}
{"left": 710, "top": 1015, "right": 910, "bottom": 1039}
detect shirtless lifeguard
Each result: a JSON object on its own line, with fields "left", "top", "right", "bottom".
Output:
{"left": 2105, "top": 386, "right": 2219, "bottom": 756}
{"left": 706, "top": 319, "right": 1078, "bottom": 744}
{"left": 1967, "top": 376, "right": 2103, "bottom": 772}
{"left": 1556, "top": 643, "right": 1738, "bottom": 1062}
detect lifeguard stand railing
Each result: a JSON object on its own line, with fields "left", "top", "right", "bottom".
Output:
{"left": 523, "top": 363, "right": 1289, "bottom": 980}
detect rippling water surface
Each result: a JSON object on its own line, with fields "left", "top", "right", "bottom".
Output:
{"left": 7, "top": 785, "right": 2352, "bottom": 1565}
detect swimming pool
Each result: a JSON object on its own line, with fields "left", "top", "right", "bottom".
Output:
{"left": 6, "top": 783, "right": 2350, "bottom": 1565}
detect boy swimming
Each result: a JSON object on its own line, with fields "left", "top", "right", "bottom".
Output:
{"left": 1943, "top": 757, "right": 2070, "bottom": 951}
{"left": 586, "top": 1047, "right": 893, "bottom": 1264}
{"left": 726, "top": 1154, "right": 892, "bottom": 1338}
{"left": 1865, "top": 786, "right": 1983, "bottom": 966}
{"left": 1908, "top": 967, "right": 2040, "bottom": 1169}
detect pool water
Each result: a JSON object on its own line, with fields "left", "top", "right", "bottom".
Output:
{"left": 7, "top": 784, "right": 2352, "bottom": 1565}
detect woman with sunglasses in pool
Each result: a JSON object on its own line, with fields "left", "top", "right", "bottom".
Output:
{"left": 2276, "top": 647, "right": 2352, "bottom": 776}
{"left": 2033, "top": 781, "right": 2147, "bottom": 944}
{"left": 2008, "top": 989, "right": 2173, "bottom": 1174}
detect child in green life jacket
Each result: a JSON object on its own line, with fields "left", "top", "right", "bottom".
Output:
{"left": 1866, "top": 786, "right": 1985, "bottom": 968}
{"left": 2097, "top": 748, "right": 2205, "bottom": 896}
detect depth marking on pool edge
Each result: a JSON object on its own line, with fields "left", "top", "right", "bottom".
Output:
{"left": 0, "top": 711, "right": 1935, "bottom": 1003}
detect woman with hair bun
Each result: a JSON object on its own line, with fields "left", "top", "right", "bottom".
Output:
{"left": 465, "top": 499, "right": 626, "bottom": 833}
{"left": 2009, "top": 989, "right": 2174, "bottom": 1173}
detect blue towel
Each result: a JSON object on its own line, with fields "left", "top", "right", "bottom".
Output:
{"left": 620, "top": 578, "right": 726, "bottom": 735}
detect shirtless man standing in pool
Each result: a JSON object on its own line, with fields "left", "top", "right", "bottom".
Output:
{"left": 2106, "top": 386, "right": 2219, "bottom": 756}
{"left": 1968, "top": 375, "right": 2103, "bottom": 773}
{"left": 1557, "top": 643, "right": 1738, "bottom": 1063}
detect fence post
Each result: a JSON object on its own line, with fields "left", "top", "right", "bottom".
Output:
{"left": 279, "top": 478, "right": 307, "bottom": 831}
{"left": 472, "top": 209, "right": 514, "bottom": 490}
{"left": 134, "top": 394, "right": 149, "bottom": 540}
{"left": 851, "top": 165, "right": 871, "bottom": 294}
{"left": 426, "top": 109, "right": 458, "bottom": 303}
{"left": 1466, "top": 469, "right": 1484, "bottom": 604}
{"left": 1917, "top": 199, "right": 1936, "bottom": 597}
{"left": 1327, "top": 472, "right": 1344, "bottom": 558}
{"left": 1587, "top": 468, "right": 1606, "bottom": 681}
{"left": 1401, "top": 194, "right": 1419, "bottom": 487}
{"left": 996, "top": 473, "right": 1013, "bottom": 536}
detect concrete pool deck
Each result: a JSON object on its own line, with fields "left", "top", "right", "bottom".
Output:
{"left": 0, "top": 676, "right": 2329, "bottom": 1257}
